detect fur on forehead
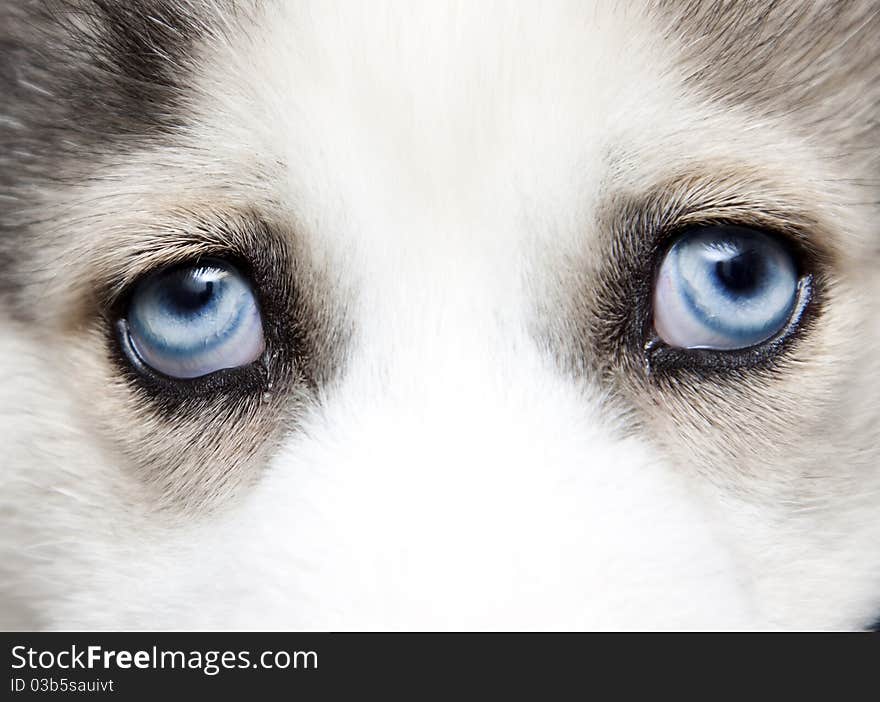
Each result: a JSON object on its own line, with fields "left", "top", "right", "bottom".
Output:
{"left": 1, "top": 2, "right": 877, "bottom": 218}
{"left": 656, "top": 1, "right": 880, "bottom": 159}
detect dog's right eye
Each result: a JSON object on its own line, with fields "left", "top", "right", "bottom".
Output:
{"left": 119, "top": 259, "right": 265, "bottom": 379}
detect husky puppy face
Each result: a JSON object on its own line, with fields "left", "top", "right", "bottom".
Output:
{"left": 1, "top": 1, "right": 878, "bottom": 630}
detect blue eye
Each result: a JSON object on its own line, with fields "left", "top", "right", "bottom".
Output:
{"left": 123, "top": 260, "right": 265, "bottom": 379}
{"left": 653, "top": 226, "right": 799, "bottom": 350}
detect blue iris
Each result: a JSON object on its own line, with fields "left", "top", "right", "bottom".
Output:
{"left": 125, "top": 260, "right": 265, "bottom": 379}
{"left": 653, "top": 226, "right": 799, "bottom": 350}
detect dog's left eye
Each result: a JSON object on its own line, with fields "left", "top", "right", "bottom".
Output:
{"left": 652, "top": 225, "right": 799, "bottom": 350}
{"left": 121, "top": 260, "right": 265, "bottom": 379}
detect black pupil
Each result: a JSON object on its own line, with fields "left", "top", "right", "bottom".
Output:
{"left": 164, "top": 270, "right": 217, "bottom": 314}
{"left": 715, "top": 248, "right": 764, "bottom": 294}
